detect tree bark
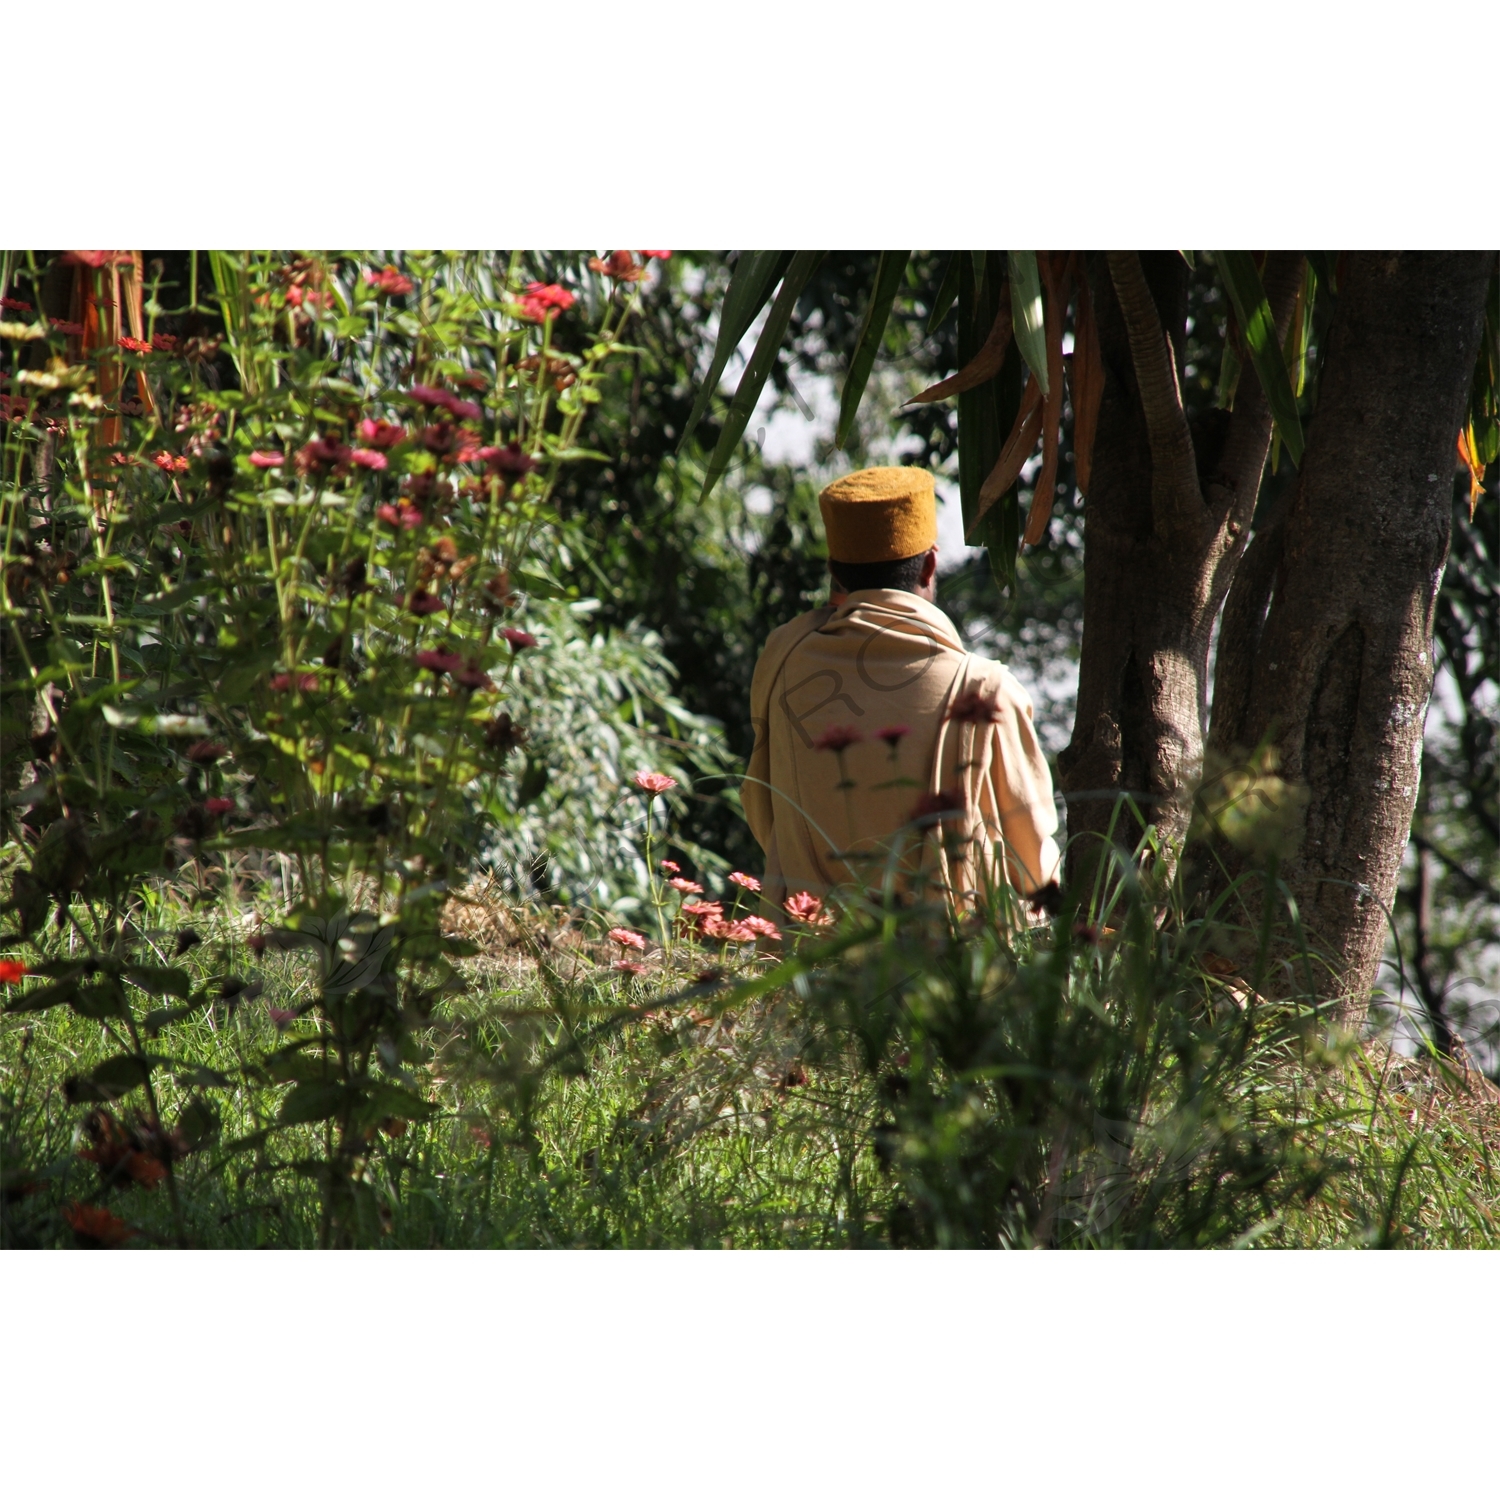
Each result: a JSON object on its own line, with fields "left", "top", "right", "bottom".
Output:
{"left": 1210, "top": 251, "right": 1495, "bottom": 1021}
{"left": 1059, "top": 251, "right": 1303, "bottom": 887}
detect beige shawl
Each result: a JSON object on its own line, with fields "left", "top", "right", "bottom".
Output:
{"left": 744, "top": 589, "right": 1062, "bottom": 911}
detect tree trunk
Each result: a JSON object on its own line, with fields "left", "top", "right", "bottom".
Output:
{"left": 1210, "top": 251, "right": 1495, "bottom": 1021}
{"left": 1059, "top": 251, "right": 1303, "bottom": 889}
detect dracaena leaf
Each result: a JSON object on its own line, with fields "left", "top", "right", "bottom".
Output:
{"left": 907, "top": 282, "right": 1012, "bottom": 406}
{"left": 836, "top": 251, "right": 910, "bottom": 449}
{"left": 679, "top": 251, "right": 793, "bottom": 451}
{"left": 699, "top": 251, "right": 826, "bottom": 499}
{"left": 1215, "top": 251, "right": 1305, "bottom": 467}
{"left": 1008, "top": 251, "right": 1049, "bottom": 395}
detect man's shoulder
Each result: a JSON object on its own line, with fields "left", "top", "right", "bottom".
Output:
{"left": 960, "top": 650, "right": 1036, "bottom": 714}
{"left": 759, "top": 606, "right": 836, "bottom": 659}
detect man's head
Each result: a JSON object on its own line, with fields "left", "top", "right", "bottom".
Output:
{"left": 819, "top": 466, "right": 939, "bottom": 603}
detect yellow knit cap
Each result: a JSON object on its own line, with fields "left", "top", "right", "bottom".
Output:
{"left": 818, "top": 467, "right": 938, "bottom": 564}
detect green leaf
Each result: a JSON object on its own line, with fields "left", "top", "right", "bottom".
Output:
{"left": 278, "top": 1081, "right": 348, "bottom": 1126}
{"left": 1215, "top": 251, "right": 1305, "bottom": 468}
{"left": 126, "top": 963, "right": 192, "bottom": 998}
{"left": 679, "top": 251, "right": 793, "bottom": 450}
{"left": 5, "top": 976, "right": 79, "bottom": 1016}
{"left": 836, "top": 251, "right": 911, "bottom": 450}
{"left": 1306, "top": 251, "right": 1339, "bottom": 296}
{"left": 1007, "top": 252, "right": 1049, "bottom": 396}
{"left": 64, "top": 1052, "right": 156, "bottom": 1104}
{"left": 926, "top": 252, "right": 962, "bottom": 336}
{"left": 1180, "top": 251, "right": 1197, "bottom": 269}
{"left": 700, "top": 251, "right": 826, "bottom": 499}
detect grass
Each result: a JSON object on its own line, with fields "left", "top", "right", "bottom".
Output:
{"left": 3, "top": 880, "right": 1498, "bottom": 1250}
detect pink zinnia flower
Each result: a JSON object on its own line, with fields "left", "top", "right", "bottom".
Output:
{"left": 608, "top": 928, "right": 646, "bottom": 951}
{"left": 152, "top": 451, "right": 189, "bottom": 474}
{"left": 659, "top": 859, "right": 681, "bottom": 874}
{"left": 0, "top": 297, "right": 32, "bottom": 311}
{"left": 783, "top": 891, "right": 833, "bottom": 927}
{"left": 613, "top": 960, "right": 648, "bottom": 975}
{"left": 728, "top": 871, "right": 761, "bottom": 893}
{"left": 876, "top": 724, "right": 911, "bottom": 749}
{"left": 0, "top": 960, "right": 27, "bottom": 983}
{"left": 813, "top": 725, "right": 863, "bottom": 753}
{"left": 632, "top": 770, "right": 677, "bottom": 795}
{"left": 415, "top": 648, "right": 466, "bottom": 675}
{"left": 640, "top": 251, "right": 672, "bottom": 260}
{"left": 409, "top": 384, "right": 452, "bottom": 408}
{"left": 500, "top": 627, "right": 537, "bottom": 651}
{"left": 481, "top": 442, "right": 538, "bottom": 479}
{"left": 357, "top": 418, "right": 405, "bottom": 449}
{"left": 741, "top": 915, "right": 780, "bottom": 939}
{"left": 454, "top": 660, "right": 492, "bottom": 692}
{"left": 350, "top": 448, "right": 387, "bottom": 470}
{"left": 266, "top": 1003, "right": 298, "bottom": 1030}
{"left": 680, "top": 900, "right": 723, "bottom": 919}
{"left": 517, "top": 282, "right": 575, "bottom": 321}
{"left": 714, "top": 920, "right": 759, "bottom": 943}
{"left": 297, "top": 436, "right": 351, "bottom": 473}
{"left": 50, "top": 320, "right": 85, "bottom": 336}
{"left": 669, "top": 877, "right": 704, "bottom": 895}
{"left": 185, "top": 739, "right": 226, "bottom": 764}
{"left": 364, "top": 265, "right": 415, "bottom": 295}
{"left": 406, "top": 589, "right": 445, "bottom": 616}
{"left": 151, "top": 332, "right": 177, "bottom": 352}
{"left": 204, "top": 797, "right": 235, "bottom": 817}
{"left": 118, "top": 335, "right": 151, "bottom": 353}
{"left": 248, "top": 450, "right": 284, "bottom": 468}
{"left": 446, "top": 397, "right": 483, "bottom": 422}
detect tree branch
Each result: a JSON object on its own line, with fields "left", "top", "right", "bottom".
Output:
{"left": 1207, "top": 252, "right": 1306, "bottom": 531}
{"left": 1105, "top": 250, "right": 1201, "bottom": 535}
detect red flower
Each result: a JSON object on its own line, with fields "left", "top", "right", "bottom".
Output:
{"left": 118, "top": 335, "right": 151, "bottom": 353}
{"left": 876, "top": 724, "right": 911, "bottom": 749}
{"left": 659, "top": 859, "right": 681, "bottom": 874}
{"left": 741, "top": 915, "right": 780, "bottom": 939}
{"left": 481, "top": 442, "right": 538, "bottom": 479}
{"left": 420, "top": 423, "right": 461, "bottom": 458}
{"left": 151, "top": 332, "right": 177, "bottom": 352}
{"left": 783, "top": 891, "right": 833, "bottom": 927}
{"left": 297, "top": 436, "right": 351, "bottom": 473}
{"left": 414, "top": 648, "right": 466, "bottom": 675}
{"left": 669, "top": 876, "right": 704, "bottom": 894}
{"left": 712, "top": 920, "right": 759, "bottom": 943}
{"left": 357, "top": 418, "right": 405, "bottom": 449}
{"left": 0, "top": 296, "right": 32, "bottom": 311}
{"left": 204, "top": 797, "right": 235, "bottom": 817}
{"left": 910, "top": 788, "right": 967, "bottom": 823}
{"left": 364, "top": 265, "right": 415, "bottom": 295}
{"left": 408, "top": 384, "right": 477, "bottom": 418}
{"left": 0, "top": 960, "right": 27, "bottom": 984}
{"left": 268, "top": 672, "right": 321, "bottom": 693}
{"left": 407, "top": 588, "right": 446, "bottom": 616}
{"left": 588, "top": 250, "right": 644, "bottom": 282}
{"left": 185, "top": 739, "right": 227, "bottom": 764}
{"left": 640, "top": 251, "right": 672, "bottom": 260}
{"left": 500, "top": 627, "right": 536, "bottom": 651}
{"left": 454, "top": 660, "right": 492, "bottom": 692}
{"left": 60, "top": 250, "right": 128, "bottom": 268}
{"left": 632, "top": 770, "right": 677, "bottom": 795}
{"left": 613, "top": 960, "right": 648, "bottom": 975}
{"left": 517, "top": 282, "right": 575, "bottom": 321}
{"left": 350, "top": 448, "right": 387, "bottom": 470}
{"left": 248, "top": 450, "right": 284, "bottom": 468}
{"left": 946, "top": 690, "right": 1003, "bottom": 725}
{"left": 49, "top": 320, "right": 85, "bottom": 336}
{"left": 152, "top": 451, "right": 190, "bottom": 474}
{"left": 446, "top": 397, "right": 483, "bottom": 423}
{"left": 813, "top": 725, "right": 863, "bottom": 753}
{"left": 728, "top": 871, "right": 761, "bottom": 893}
{"left": 608, "top": 928, "right": 647, "bottom": 951}
{"left": 378, "top": 500, "right": 426, "bottom": 530}
{"left": 63, "top": 1202, "right": 136, "bottom": 1247}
